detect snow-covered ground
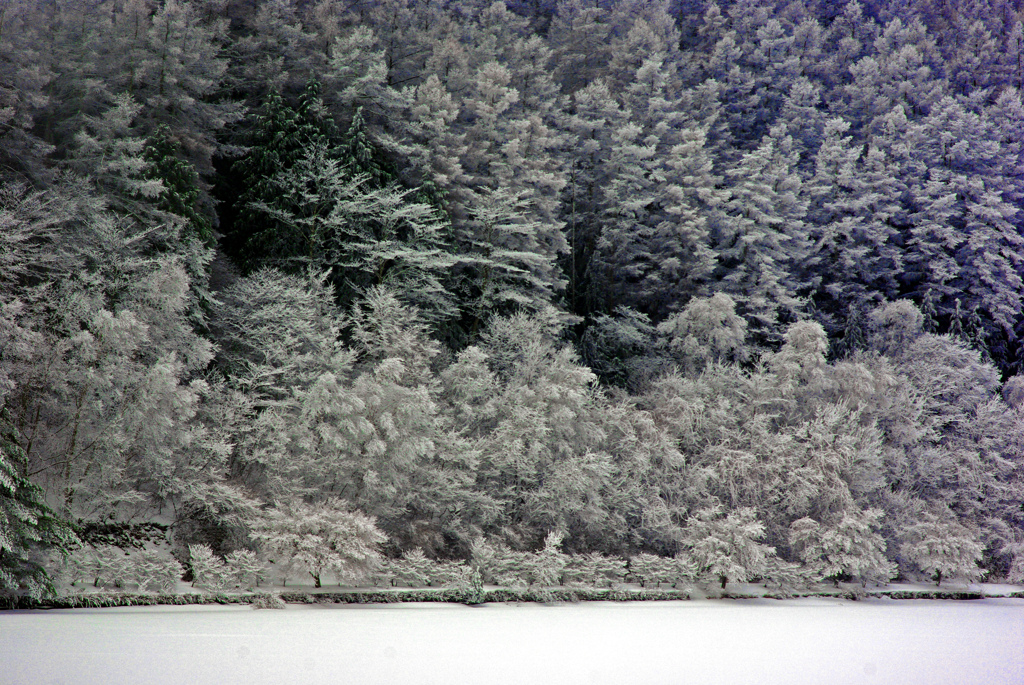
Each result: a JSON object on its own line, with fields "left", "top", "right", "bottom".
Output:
{"left": 2, "top": 598, "right": 1022, "bottom": 685}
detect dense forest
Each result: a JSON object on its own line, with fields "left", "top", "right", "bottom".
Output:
{"left": 4, "top": 0, "right": 1024, "bottom": 598}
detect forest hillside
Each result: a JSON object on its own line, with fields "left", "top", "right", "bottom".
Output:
{"left": 3, "top": 0, "right": 1024, "bottom": 598}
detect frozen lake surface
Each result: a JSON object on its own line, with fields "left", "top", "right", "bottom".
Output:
{"left": 2, "top": 598, "right": 1022, "bottom": 685}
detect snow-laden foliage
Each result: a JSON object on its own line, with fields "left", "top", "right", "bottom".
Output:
{"left": 5, "top": 0, "right": 1024, "bottom": 599}
{"left": 252, "top": 499, "right": 386, "bottom": 588}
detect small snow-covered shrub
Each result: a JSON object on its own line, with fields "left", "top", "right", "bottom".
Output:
{"left": 132, "top": 550, "right": 184, "bottom": 593}
{"left": 529, "top": 532, "right": 568, "bottom": 587}
{"left": 471, "top": 534, "right": 570, "bottom": 588}
{"left": 761, "top": 557, "right": 812, "bottom": 596}
{"left": 64, "top": 547, "right": 102, "bottom": 588}
{"left": 252, "top": 500, "right": 386, "bottom": 588}
{"left": 101, "top": 547, "right": 133, "bottom": 588}
{"left": 64, "top": 547, "right": 182, "bottom": 592}
{"left": 249, "top": 592, "right": 286, "bottom": 609}
{"left": 388, "top": 549, "right": 433, "bottom": 587}
{"left": 562, "top": 553, "right": 628, "bottom": 588}
{"left": 224, "top": 550, "right": 266, "bottom": 589}
{"left": 471, "top": 538, "right": 530, "bottom": 587}
{"left": 381, "top": 550, "right": 471, "bottom": 588}
{"left": 628, "top": 553, "right": 694, "bottom": 588}
{"left": 189, "top": 544, "right": 228, "bottom": 590}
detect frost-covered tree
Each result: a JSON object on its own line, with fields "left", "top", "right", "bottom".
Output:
{"left": 906, "top": 97, "right": 1023, "bottom": 345}
{"left": 230, "top": 0, "right": 319, "bottom": 101}
{"left": 210, "top": 268, "right": 340, "bottom": 401}
{"left": 681, "top": 506, "right": 775, "bottom": 589}
{"left": 802, "top": 117, "right": 902, "bottom": 350}
{"left": 548, "top": 0, "right": 612, "bottom": 93}
{"left": 1, "top": 177, "right": 234, "bottom": 524}
{"left": 467, "top": 311, "right": 675, "bottom": 552}
{"left": 0, "top": 0, "right": 54, "bottom": 182}
{"left": 64, "top": 94, "right": 164, "bottom": 205}
{"left": 295, "top": 289, "right": 481, "bottom": 552}
{"left": 899, "top": 503, "right": 985, "bottom": 586}
{"left": 229, "top": 81, "right": 339, "bottom": 269}
{"left": 789, "top": 509, "right": 895, "bottom": 586}
{"left": 715, "top": 122, "right": 808, "bottom": 341}
{"left": 838, "top": 16, "right": 946, "bottom": 138}
{"left": 556, "top": 80, "right": 631, "bottom": 316}
{"left": 657, "top": 293, "right": 748, "bottom": 375}
{"left": 253, "top": 499, "right": 386, "bottom": 587}
{"left": 243, "top": 137, "right": 457, "bottom": 321}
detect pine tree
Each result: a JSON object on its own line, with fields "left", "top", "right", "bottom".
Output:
{"left": 802, "top": 117, "right": 902, "bottom": 349}
{"left": 0, "top": 407, "right": 78, "bottom": 601}
{"left": 229, "top": 0, "right": 320, "bottom": 101}
{"left": 715, "top": 122, "right": 808, "bottom": 342}
{"left": 0, "top": 0, "right": 54, "bottom": 182}
{"left": 245, "top": 137, "right": 457, "bottom": 321}
{"left": 144, "top": 124, "right": 212, "bottom": 243}
{"left": 548, "top": 0, "right": 612, "bottom": 93}
{"left": 872, "top": 95, "right": 1024, "bottom": 350}
{"left": 64, "top": 94, "right": 164, "bottom": 204}
{"left": 839, "top": 16, "right": 945, "bottom": 138}
{"left": 946, "top": 18, "right": 1000, "bottom": 95}
{"left": 557, "top": 80, "right": 631, "bottom": 316}
{"left": 230, "top": 82, "right": 338, "bottom": 269}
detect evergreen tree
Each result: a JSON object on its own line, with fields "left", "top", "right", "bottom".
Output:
{"left": 230, "top": 0, "right": 320, "bottom": 101}
{"left": 144, "top": 124, "right": 212, "bottom": 243}
{"left": 715, "top": 123, "right": 808, "bottom": 342}
{"left": 548, "top": 0, "right": 612, "bottom": 93}
{"left": 229, "top": 81, "right": 338, "bottom": 269}
{"left": 0, "top": 407, "right": 78, "bottom": 601}
{"left": 0, "top": 0, "right": 54, "bottom": 182}
{"left": 803, "top": 117, "right": 902, "bottom": 349}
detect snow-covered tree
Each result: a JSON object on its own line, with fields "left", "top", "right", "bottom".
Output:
{"left": 242, "top": 136, "right": 457, "bottom": 321}
{"left": 210, "top": 267, "right": 340, "bottom": 401}
{"left": 0, "top": 407, "right": 78, "bottom": 600}
{"left": 253, "top": 499, "right": 386, "bottom": 587}
{"left": 548, "top": 0, "right": 612, "bottom": 93}
{"left": 715, "top": 122, "right": 808, "bottom": 341}
{"left": 0, "top": 0, "right": 53, "bottom": 182}
{"left": 229, "top": 81, "right": 339, "bottom": 270}
{"left": 899, "top": 503, "right": 985, "bottom": 586}
{"left": 681, "top": 506, "right": 775, "bottom": 589}
{"left": 657, "top": 293, "right": 748, "bottom": 375}
{"left": 789, "top": 509, "right": 896, "bottom": 586}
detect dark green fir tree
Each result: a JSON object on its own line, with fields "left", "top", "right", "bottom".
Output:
{"left": 230, "top": 80, "right": 339, "bottom": 271}
{"left": 0, "top": 407, "right": 78, "bottom": 603}
{"left": 144, "top": 125, "right": 213, "bottom": 244}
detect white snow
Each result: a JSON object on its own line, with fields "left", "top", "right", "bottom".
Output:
{"left": 2, "top": 598, "right": 1022, "bottom": 685}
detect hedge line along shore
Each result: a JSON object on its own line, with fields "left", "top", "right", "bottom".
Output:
{"left": 6, "top": 586, "right": 1024, "bottom": 611}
